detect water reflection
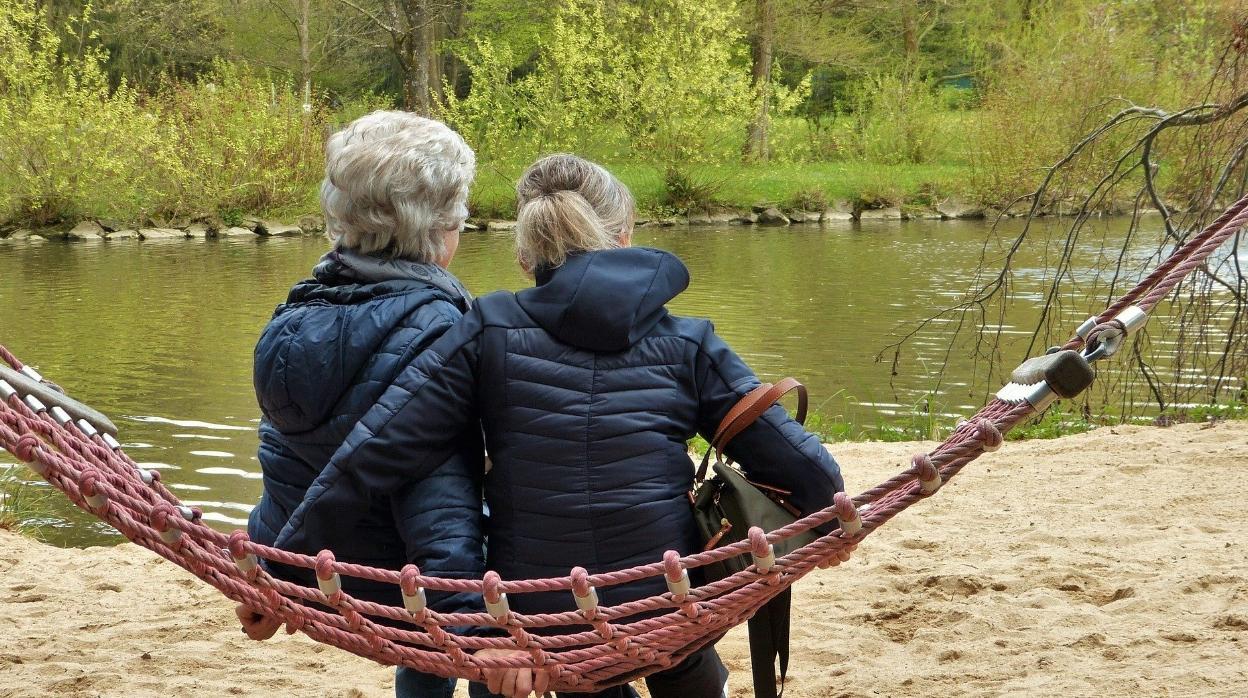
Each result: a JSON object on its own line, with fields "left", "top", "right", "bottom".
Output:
{"left": 0, "top": 218, "right": 1237, "bottom": 546}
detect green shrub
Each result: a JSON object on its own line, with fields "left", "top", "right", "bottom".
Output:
{"left": 156, "top": 62, "right": 328, "bottom": 220}
{"left": 787, "top": 187, "right": 828, "bottom": 212}
{"left": 441, "top": 0, "right": 755, "bottom": 167}
{"left": 0, "top": 1, "right": 175, "bottom": 225}
{"left": 843, "top": 72, "right": 964, "bottom": 166}
{"left": 661, "top": 167, "right": 720, "bottom": 215}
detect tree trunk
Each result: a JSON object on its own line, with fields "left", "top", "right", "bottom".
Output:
{"left": 298, "top": 0, "right": 312, "bottom": 107}
{"left": 901, "top": 2, "right": 920, "bottom": 63}
{"left": 426, "top": 8, "right": 443, "bottom": 107}
{"left": 444, "top": 0, "right": 468, "bottom": 100}
{"left": 744, "top": 0, "right": 775, "bottom": 161}
{"left": 398, "top": 0, "right": 434, "bottom": 115}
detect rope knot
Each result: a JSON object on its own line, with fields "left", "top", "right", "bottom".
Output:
{"left": 152, "top": 504, "right": 183, "bottom": 546}
{"left": 570, "top": 566, "right": 592, "bottom": 599}
{"left": 482, "top": 571, "right": 511, "bottom": 621}
{"left": 150, "top": 505, "right": 171, "bottom": 532}
{"left": 662, "top": 551, "right": 683, "bottom": 583}
{"left": 79, "top": 471, "right": 99, "bottom": 496}
{"left": 975, "top": 418, "right": 1004, "bottom": 452}
{"left": 832, "top": 492, "right": 862, "bottom": 536}
{"left": 912, "top": 453, "right": 942, "bottom": 494}
{"left": 400, "top": 564, "right": 428, "bottom": 616}
{"left": 747, "top": 527, "right": 777, "bottom": 575}
{"left": 14, "top": 434, "right": 40, "bottom": 463}
{"left": 227, "top": 530, "right": 249, "bottom": 559}
{"left": 747, "top": 527, "right": 770, "bottom": 558}
{"left": 482, "top": 571, "right": 503, "bottom": 604}
{"left": 400, "top": 564, "right": 422, "bottom": 597}
{"left": 80, "top": 471, "right": 107, "bottom": 510}
{"left": 314, "top": 550, "right": 336, "bottom": 582}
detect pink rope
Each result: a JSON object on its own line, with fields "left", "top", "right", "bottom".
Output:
{"left": 2, "top": 195, "right": 1244, "bottom": 691}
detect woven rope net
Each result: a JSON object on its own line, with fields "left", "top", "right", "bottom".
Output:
{"left": 2, "top": 194, "right": 1245, "bottom": 693}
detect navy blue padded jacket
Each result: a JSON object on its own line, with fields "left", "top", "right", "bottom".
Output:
{"left": 249, "top": 263, "right": 484, "bottom": 614}
{"left": 276, "top": 247, "right": 842, "bottom": 615}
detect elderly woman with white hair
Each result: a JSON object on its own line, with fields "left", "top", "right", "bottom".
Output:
{"left": 238, "top": 110, "right": 485, "bottom": 698}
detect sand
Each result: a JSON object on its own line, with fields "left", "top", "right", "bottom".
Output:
{"left": 1, "top": 421, "right": 1245, "bottom": 697}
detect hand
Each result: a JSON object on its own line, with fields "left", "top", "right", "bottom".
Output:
{"left": 235, "top": 604, "right": 282, "bottom": 641}
{"left": 818, "top": 543, "right": 858, "bottom": 569}
{"left": 477, "top": 648, "right": 534, "bottom": 698}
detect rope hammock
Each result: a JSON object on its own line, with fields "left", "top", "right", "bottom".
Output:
{"left": 2, "top": 194, "right": 1246, "bottom": 693}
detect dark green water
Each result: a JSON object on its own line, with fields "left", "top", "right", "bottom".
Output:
{"left": 0, "top": 219, "right": 1237, "bottom": 546}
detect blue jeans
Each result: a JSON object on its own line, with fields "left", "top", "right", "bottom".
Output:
{"left": 395, "top": 667, "right": 456, "bottom": 698}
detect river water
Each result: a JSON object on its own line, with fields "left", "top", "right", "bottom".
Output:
{"left": 0, "top": 218, "right": 1238, "bottom": 546}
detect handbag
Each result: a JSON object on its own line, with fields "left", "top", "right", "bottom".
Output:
{"left": 690, "top": 378, "right": 819, "bottom": 698}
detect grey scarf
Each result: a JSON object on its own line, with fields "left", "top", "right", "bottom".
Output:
{"left": 314, "top": 247, "right": 473, "bottom": 310}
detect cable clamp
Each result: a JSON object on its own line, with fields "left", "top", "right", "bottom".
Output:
{"left": 402, "top": 586, "right": 427, "bottom": 614}
{"left": 573, "top": 585, "right": 599, "bottom": 613}
{"left": 50, "top": 405, "right": 72, "bottom": 425}
{"left": 485, "top": 593, "right": 511, "bottom": 620}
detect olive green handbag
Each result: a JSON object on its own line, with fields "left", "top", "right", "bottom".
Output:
{"left": 690, "top": 378, "right": 817, "bottom": 581}
{"left": 689, "top": 378, "right": 817, "bottom": 698}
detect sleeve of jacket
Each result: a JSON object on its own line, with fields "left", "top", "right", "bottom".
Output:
{"left": 389, "top": 444, "right": 485, "bottom": 616}
{"left": 692, "top": 321, "right": 845, "bottom": 520}
{"left": 274, "top": 308, "right": 486, "bottom": 556}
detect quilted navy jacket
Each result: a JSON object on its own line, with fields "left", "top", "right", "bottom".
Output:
{"left": 249, "top": 262, "right": 484, "bottom": 613}
{"left": 276, "top": 247, "right": 843, "bottom": 615}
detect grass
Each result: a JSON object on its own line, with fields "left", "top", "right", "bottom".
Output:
{"left": 469, "top": 159, "right": 970, "bottom": 220}
{"left": 0, "top": 469, "right": 51, "bottom": 537}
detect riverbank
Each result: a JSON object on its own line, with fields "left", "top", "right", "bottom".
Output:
{"left": 1, "top": 199, "right": 1160, "bottom": 242}
{"left": 2, "top": 421, "right": 1244, "bottom": 697}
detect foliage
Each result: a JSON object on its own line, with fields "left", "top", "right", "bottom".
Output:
{"left": 0, "top": 1, "right": 171, "bottom": 225}
{"left": 844, "top": 71, "right": 966, "bottom": 165}
{"left": 441, "top": 0, "right": 756, "bottom": 165}
{"left": 966, "top": 0, "right": 1220, "bottom": 206}
{"left": 467, "top": 158, "right": 967, "bottom": 219}
{"left": 1007, "top": 404, "right": 1097, "bottom": 441}
{"left": 154, "top": 62, "right": 330, "bottom": 219}
{"left": 0, "top": 2, "right": 383, "bottom": 226}
{"left": 2, "top": 0, "right": 1242, "bottom": 226}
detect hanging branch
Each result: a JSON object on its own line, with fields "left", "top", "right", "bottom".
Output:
{"left": 882, "top": 39, "right": 1248, "bottom": 419}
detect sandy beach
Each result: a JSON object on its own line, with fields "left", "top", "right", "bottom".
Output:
{"left": 2, "top": 421, "right": 1245, "bottom": 697}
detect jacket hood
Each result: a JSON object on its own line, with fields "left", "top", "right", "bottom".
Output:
{"left": 515, "top": 247, "right": 690, "bottom": 352}
{"left": 254, "top": 266, "right": 462, "bottom": 434}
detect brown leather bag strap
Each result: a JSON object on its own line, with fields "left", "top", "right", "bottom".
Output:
{"left": 694, "top": 378, "right": 808, "bottom": 483}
